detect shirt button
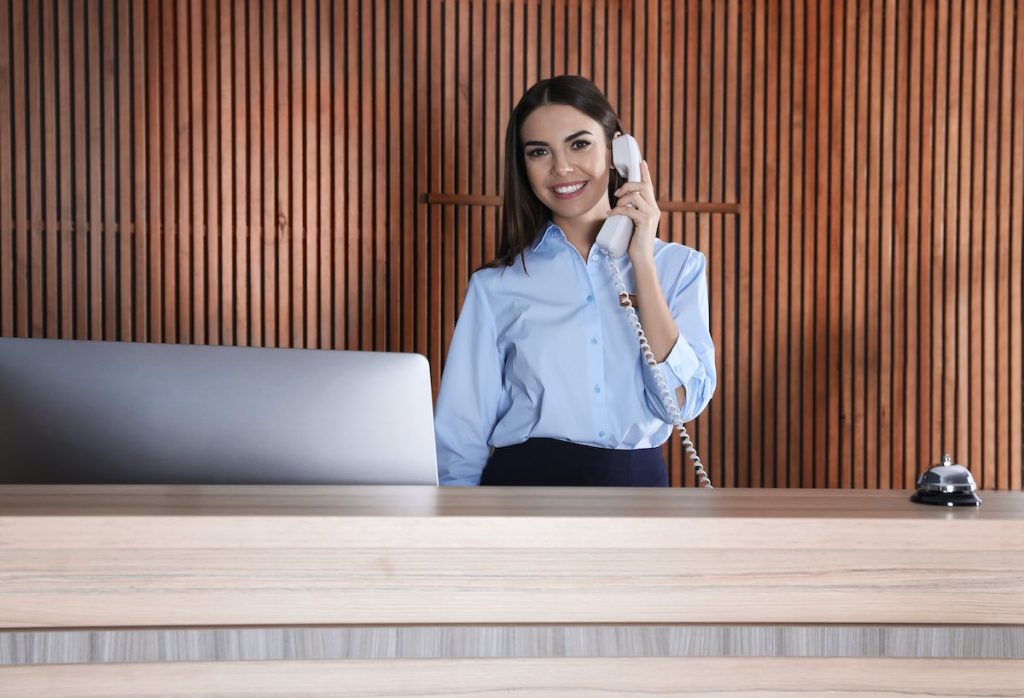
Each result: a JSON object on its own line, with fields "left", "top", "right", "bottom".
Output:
{"left": 598, "top": 431, "right": 606, "bottom": 438}
{"left": 591, "top": 254, "right": 599, "bottom": 262}
{"left": 594, "top": 385, "right": 601, "bottom": 394}
{"left": 586, "top": 294, "right": 594, "bottom": 302}
{"left": 590, "top": 337, "right": 598, "bottom": 345}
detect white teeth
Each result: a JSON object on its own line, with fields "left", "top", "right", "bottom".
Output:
{"left": 553, "top": 182, "right": 585, "bottom": 194}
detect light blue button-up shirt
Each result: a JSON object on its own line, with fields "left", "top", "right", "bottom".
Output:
{"left": 434, "top": 222, "right": 717, "bottom": 486}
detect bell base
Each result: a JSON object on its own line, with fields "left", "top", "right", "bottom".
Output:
{"left": 910, "top": 490, "right": 982, "bottom": 507}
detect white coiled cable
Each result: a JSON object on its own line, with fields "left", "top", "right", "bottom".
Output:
{"left": 603, "top": 252, "right": 713, "bottom": 488}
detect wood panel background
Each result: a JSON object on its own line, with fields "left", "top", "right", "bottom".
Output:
{"left": 0, "top": 0, "right": 1021, "bottom": 490}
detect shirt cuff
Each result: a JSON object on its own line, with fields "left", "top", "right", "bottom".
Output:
{"left": 649, "top": 334, "right": 701, "bottom": 392}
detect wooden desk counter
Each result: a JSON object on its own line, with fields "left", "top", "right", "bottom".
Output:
{"left": 2, "top": 486, "right": 1023, "bottom": 696}
{"left": 1, "top": 486, "right": 1022, "bottom": 629}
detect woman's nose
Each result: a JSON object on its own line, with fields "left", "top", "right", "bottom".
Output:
{"left": 552, "top": 157, "right": 574, "bottom": 176}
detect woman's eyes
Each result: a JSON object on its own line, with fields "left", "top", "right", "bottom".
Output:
{"left": 525, "top": 140, "right": 592, "bottom": 159}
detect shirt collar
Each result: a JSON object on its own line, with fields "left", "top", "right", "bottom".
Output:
{"left": 531, "top": 221, "right": 562, "bottom": 252}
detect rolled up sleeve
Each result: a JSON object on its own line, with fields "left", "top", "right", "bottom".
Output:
{"left": 642, "top": 250, "right": 717, "bottom": 424}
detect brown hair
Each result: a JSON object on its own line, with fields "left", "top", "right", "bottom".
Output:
{"left": 485, "top": 75, "right": 625, "bottom": 270}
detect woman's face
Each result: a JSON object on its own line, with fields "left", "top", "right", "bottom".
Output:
{"left": 519, "top": 104, "right": 613, "bottom": 223}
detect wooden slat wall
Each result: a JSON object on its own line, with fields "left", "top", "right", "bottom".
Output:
{"left": 0, "top": 0, "right": 1020, "bottom": 490}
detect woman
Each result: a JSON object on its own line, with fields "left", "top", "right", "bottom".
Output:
{"left": 434, "top": 75, "right": 716, "bottom": 486}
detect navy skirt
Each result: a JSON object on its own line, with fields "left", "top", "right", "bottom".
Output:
{"left": 480, "top": 438, "right": 669, "bottom": 487}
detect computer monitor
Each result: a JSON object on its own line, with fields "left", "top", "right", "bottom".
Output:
{"left": 0, "top": 338, "right": 438, "bottom": 485}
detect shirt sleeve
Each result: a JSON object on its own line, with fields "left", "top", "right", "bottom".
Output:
{"left": 641, "top": 249, "right": 717, "bottom": 425}
{"left": 434, "top": 274, "right": 504, "bottom": 486}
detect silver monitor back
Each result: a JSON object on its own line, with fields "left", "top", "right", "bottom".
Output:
{"left": 0, "top": 338, "right": 438, "bottom": 485}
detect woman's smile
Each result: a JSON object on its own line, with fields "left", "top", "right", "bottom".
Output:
{"left": 550, "top": 180, "right": 588, "bottom": 199}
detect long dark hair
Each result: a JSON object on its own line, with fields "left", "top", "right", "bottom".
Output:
{"left": 486, "top": 75, "right": 625, "bottom": 270}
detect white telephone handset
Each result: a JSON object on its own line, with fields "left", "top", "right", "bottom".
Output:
{"left": 596, "top": 134, "right": 712, "bottom": 488}
{"left": 595, "top": 135, "right": 643, "bottom": 257}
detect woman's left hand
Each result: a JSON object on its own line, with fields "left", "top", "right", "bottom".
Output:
{"left": 607, "top": 159, "right": 660, "bottom": 264}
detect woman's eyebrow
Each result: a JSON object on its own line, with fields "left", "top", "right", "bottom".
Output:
{"left": 523, "top": 130, "right": 595, "bottom": 148}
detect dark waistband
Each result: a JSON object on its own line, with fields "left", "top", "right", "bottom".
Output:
{"left": 482, "top": 438, "right": 667, "bottom": 487}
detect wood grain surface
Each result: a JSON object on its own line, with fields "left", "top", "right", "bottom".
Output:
{"left": 1, "top": 657, "right": 1022, "bottom": 697}
{"left": 1, "top": 487, "right": 1021, "bottom": 629}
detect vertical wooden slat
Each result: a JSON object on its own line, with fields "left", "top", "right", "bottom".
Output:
{"left": 235, "top": 0, "right": 251, "bottom": 345}
{"left": 305, "top": 0, "right": 319, "bottom": 349}
{"left": 428, "top": 0, "right": 441, "bottom": 388}
{"left": 291, "top": 0, "right": 305, "bottom": 348}
{"left": 202, "top": 0, "right": 219, "bottom": 341}
{"left": 981, "top": 0, "right": 1000, "bottom": 489}
{"left": 455, "top": 0, "right": 468, "bottom": 320}
{"left": 839, "top": 0, "right": 855, "bottom": 489}
{"left": 359, "top": 0, "right": 372, "bottom": 350}
{"left": 186, "top": 0, "right": 203, "bottom": 346}
{"left": 782, "top": 0, "right": 798, "bottom": 483}
{"left": 707, "top": 0, "right": 724, "bottom": 486}
{"left": 415, "top": 0, "right": 427, "bottom": 363}
{"left": 812, "top": 0, "right": 829, "bottom": 488}
{"left": 26, "top": 0, "right": 42, "bottom": 337}
{"left": 276, "top": 0, "right": 290, "bottom": 347}
{"left": 247, "top": 0, "right": 262, "bottom": 347}
{"left": 957, "top": 0, "right": 977, "bottom": 480}
{"left": 737, "top": 0, "right": 753, "bottom": 488}
{"left": 666, "top": 0, "right": 683, "bottom": 486}
{"left": 943, "top": 0, "right": 963, "bottom": 468}
{"left": 440, "top": 0, "right": 454, "bottom": 369}
{"left": 116, "top": 0, "right": 132, "bottom": 341}
{"left": 41, "top": 0, "right": 57, "bottom": 339}
{"left": 751, "top": 0, "right": 765, "bottom": 487}
{"left": 262, "top": 0, "right": 277, "bottom": 347}
{"left": 878, "top": 0, "right": 895, "bottom": 489}
{"left": 483, "top": 0, "right": 497, "bottom": 267}
{"left": 772, "top": 0, "right": 788, "bottom": 487}
{"left": 0, "top": 0, "right": 10, "bottom": 337}
{"left": 468, "top": 0, "right": 482, "bottom": 277}
{"left": 116, "top": 0, "right": 132, "bottom": 337}
{"left": 173, "top": 0, "right": 190, "bottom": 343}
{"left": 145, "top": 0, "right": 163, "bottom": 343}
{"left": 799, "top": 0, "right": 817, "bottom": 488}
{"left": 929, "top": 0, "right": 947, "bottom": 469}
{"left": 592, "top": 0, "right": 604, "bottom": 88}
{"left": 130, "top": 0, "right": 147, "bottom": 343}
{"left": 917, "top": 0, "right": 935, "bottom": 477}
{"left": 866, "top": 0, "right": 883, "bottom": 490}
{"left": 322, "top": 0, "right": 335, "bottom": 348}
{"left": 724, "top": 0, "right": 739, "bottom": 488}
{"left": 890, "top": 0, "right": 908, "bottom": 487}
{"left": 995, "top": 0, "right": 1014, "bottom": 491}
{"left": 851, "top": 0, "right": 868, "bottom": 490}
{"left": 1010, "top": 0, "right": 1024, "bottom": 492}
{"left": 87, "top": 0, "right": 103, "bottom": 340}
{"left": 826, "top": 0, "right": 842, "bottom": 488}
{"left": 968, "top": 0, "right": 987, "bottom": 486}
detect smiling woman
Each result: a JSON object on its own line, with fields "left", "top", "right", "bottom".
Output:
{"left": 433, "top": 75, "right": 717, "bottom": 488}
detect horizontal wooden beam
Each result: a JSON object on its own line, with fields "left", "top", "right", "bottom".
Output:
{"left": 423, "top": 193, "right": 741, "bottom": 214}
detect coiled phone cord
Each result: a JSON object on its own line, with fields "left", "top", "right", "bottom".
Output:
{"left": 604, "top": 252, "right": 713, "bottom": 488}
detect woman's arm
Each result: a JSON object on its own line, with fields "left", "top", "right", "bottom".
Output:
{"left": 609, "top": 160, "right": 716, "bottom": 424}
{"left": 434, "top": 275, "right": 504, "bottom": 485}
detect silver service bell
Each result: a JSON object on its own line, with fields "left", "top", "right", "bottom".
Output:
{"left": 910, "top": 454, "right": 982, "bottom": 507}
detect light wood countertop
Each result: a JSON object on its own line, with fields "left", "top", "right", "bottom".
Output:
{"left": 1, "top": 487, "right": 1022, "bottom": 629}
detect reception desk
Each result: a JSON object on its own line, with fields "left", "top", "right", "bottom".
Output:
{"left": 1, "top": 486, "right": 1022, "bottom": 695}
